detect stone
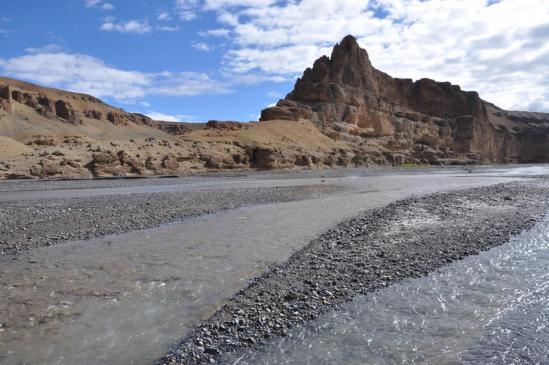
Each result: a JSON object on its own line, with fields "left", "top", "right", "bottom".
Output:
{"left": 55, "top": 100, "right": 79, "bottom": 124}
{"left": 0, "top": 83, "right": 12, "bottom": 112}
{"left": 37, "top": 95, "right": 53, "bottom": 112}
{"left": 107, "top": 111, "right": 127, "bottom": 125}
{"left": 11, "top": 90, "right": 23, "bottom": 103}
{"left": 0, "top": 83, "right": 10, "bottom": 100}
{"left": 84, "top": 109, "right": 103, "bottom": 120}
{"left": 161, "top": 155, "right": 179, "bottom": 170}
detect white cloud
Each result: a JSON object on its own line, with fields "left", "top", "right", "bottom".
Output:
{"left": 145, "top": 112, "right": 199, "bottom": 122}
{"left": 157, "top": 25, "right": 180, "bottom": 32}
{"left": 85, "top": 0, "right": 101, "bottom": 7}
{"left": 176, "top": 0, "right": 199, "bottom": 21}
{"left": 101, "top": 20, "right": 152, "bottom": 34}
{"left": 198, "top": 28, "right": 231, "bottom": 37}
{"left": 0, "top": 50, "right": 229, "bottom": 102}
{"left": 24, "top": 44, "right": 64, "bottom": 54}
{"left": 192, "top": 41, "right": 211, "bottom": 52}
{"left": 158, "top": 12, "right": 173, "bottom": 21}
{"left": 189, "top": 0, "right": 549, "bottom": 111}
{"left": 85, "top": 0, "right": 113, "bottom": 10}
{"left": 150, "top": 71, "right": 231, "bottom": 96}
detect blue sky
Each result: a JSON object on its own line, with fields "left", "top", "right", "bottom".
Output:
{"left": 0, "top": 0, "right": 548, "bottom": 122}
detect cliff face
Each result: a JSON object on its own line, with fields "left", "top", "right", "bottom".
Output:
{"left": 262, "top": 35, "right": 549, "bottom": 165}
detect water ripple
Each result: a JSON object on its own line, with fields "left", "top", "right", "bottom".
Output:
{"left": 238, "top": 213, "right": 549, "bottom": 364}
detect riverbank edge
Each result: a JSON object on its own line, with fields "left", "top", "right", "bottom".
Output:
{"left": 160, "top": 181, "right": 549, "bottom": 364}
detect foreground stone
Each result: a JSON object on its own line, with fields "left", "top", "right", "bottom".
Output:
{"left": 160, "top": 181, "right": 549, "bottom": 364}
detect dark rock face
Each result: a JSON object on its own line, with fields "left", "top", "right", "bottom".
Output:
{"left": 54, "top": 100, "right": 79, "bottom": 124}
{"left": 206, "top": 120, "right": 244, "bottom": 130}
{"left": 84, "top": 109, "right": 103, "bottom": 120}
{"left": 0, "top": 83, "right": 10, "bottom": 100}
{"left": 147, "top": 119, "right": 191, "bottom": 135}
{"left": 261, "top": 35, "right": 549, "bottom": 164}
{"left": 0, "top": 83, "right": 11, "bottom": 112}
{"left": 107, "top": 111, "right": 127, "bottom": 126}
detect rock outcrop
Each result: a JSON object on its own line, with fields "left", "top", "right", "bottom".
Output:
{"left": 0, "top": 83, "right": 12, "bottom": 112}
{"left": 54, "top": 100, "right": 79, "bottom": 124}
{"left": 262, "top": 35, "right": 549, "bottom": 165}
{"left": 0, "top": 76, "right": 192, "bottom": 136}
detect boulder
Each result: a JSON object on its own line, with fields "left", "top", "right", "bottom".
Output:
{"left": 55, "top": 100, "right": 79, "bottom": 124}
{"left": 0, "top": 84, "right": 11, "bottom": 112}
{"left": 11, "top": 90, "right": 23, "bottom": 103}
{"left": 252, "top": 147, "right": 295, "bottom": 169}
{"left": 107, "top": 111, "right": 127, "bottom": 125}
{"left": 0, "top": 84, "right": 10, "bottom": 100}
{"left": 84, "top": 110, "right": 103, "bottom": 120}
{"left": 161, "top": 155, "right": 179, "bottom": 170}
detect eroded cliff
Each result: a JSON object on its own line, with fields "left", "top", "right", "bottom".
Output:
{"left": 262, "top": 35, "right": 549, "bottom": 165}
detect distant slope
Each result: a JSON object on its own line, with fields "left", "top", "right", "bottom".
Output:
{"left": 0, "top": 77, "right": 351, "bottom": 179}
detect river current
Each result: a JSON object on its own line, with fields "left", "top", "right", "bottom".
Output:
{"left": 235, "top": 214, "right": 549, "bottom": 364}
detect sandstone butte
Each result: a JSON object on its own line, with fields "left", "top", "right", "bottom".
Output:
{"left": 0, "top": 35, "right": 548, "bottom": 180}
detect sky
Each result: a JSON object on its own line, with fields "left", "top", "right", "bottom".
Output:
{"left": 0, "top": 0, "right": 548, "bottom": 122}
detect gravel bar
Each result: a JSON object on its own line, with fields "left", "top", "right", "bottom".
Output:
{"left": 160, "top": 181, "right": 549, "bottom": 364}
{"left": 0, "top": 184, "right": 338, "bottom": 255}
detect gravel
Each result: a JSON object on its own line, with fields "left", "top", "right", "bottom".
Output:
{"left": 0, "top": 184, "right": 338, "bottom": 255}
{"left": 159, "top": 181, "right": 549, "bottom": 365}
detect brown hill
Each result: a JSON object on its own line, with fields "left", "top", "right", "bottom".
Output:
{"left": 262, "top": 35, "right": 549, "bottom": 165}
{"left": 0, "top": 77, "right": 348, "bottom": 179}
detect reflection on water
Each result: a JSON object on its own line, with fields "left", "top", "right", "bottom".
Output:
{"left": 237, "top": 214, "right": 549, "bottom": 364}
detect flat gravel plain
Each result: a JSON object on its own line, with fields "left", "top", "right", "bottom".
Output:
{"left": 0, "top": 184, "right": 338, "bottom": 255}
{"left": 160, "top": 181, "right": 549, "bottom": 365}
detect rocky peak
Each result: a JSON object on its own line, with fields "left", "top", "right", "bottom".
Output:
{"left": 288, "top": 35, "right": 378, "bottom": 103}
{"left": 261, "top": 35, "right": 549, "bottom": 165}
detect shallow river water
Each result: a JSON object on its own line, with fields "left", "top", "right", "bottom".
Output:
{"left": 0, "top": 167, "right": 547, "bottom": 365}
{"left": 235, "top": 213, "right": 549, "bottom": 365}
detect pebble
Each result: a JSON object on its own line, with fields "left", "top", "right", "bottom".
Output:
{"left": 160, "top": 182, "right": 549, "bottom": 365}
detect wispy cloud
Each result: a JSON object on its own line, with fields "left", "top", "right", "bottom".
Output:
{"left": 198, "top": 28, "right": 231, "bottom": 37}
{"left": 191, "top": 41, "right": 212, "bottom": 52}
{"left": 157, "top": 12, "right": 173, "bottom": 21}
{"left": 0, "top": 49, "right": 230, "bottom": 102}
{"left": 101, "top": 19, "right": 152, "bottom": 34}
{"left": 176, "top": 0, "right": 199, "bottom": 21}
{"left": 186, "top": 0, "right": 549, "bottom": 112}
{"left": 145, "top": 112, "right": 199, "bottom": 122}
{"left": 157, "top": 25, "right": 180, "bottom": 32}
{"left": 85, "top": 0, "right": 114, "bottom": 10}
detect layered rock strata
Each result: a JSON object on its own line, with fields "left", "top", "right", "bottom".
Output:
{"left": 261, "top": 35, "right": 549, "bottom": 165}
